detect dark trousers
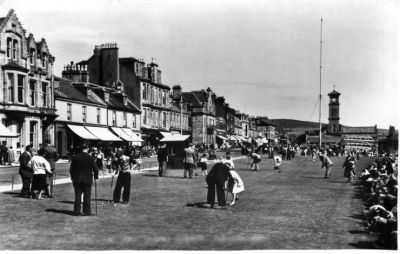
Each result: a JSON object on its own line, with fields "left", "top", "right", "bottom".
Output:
{"left": 113, "top": 172, "right": 131, "bottom": 203}
{"left": 158, "top": 161, "right": 167, "bottom": 177}
{"left": 73, "top": 183, "right": 92, "bottom": 215}
{"left": 206, "top": 178, "right": 226, "bottom": 207}
{"left": 20, "top": 174, "right": 32, "bottom": 196}
{"left": 184, "top": 163, "right": 194, "bottom": 179}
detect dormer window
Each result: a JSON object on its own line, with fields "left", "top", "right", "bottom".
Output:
{"left": 104, "top": 92, "right": 109, "bottom": 102}
{"left": 41, "top": 54, "right": 48, "bottom": 70}
{"left": 6, "top": 38, "right": 12, "bottom": 58}
{"left": 12, "top": 40, "right": 19, "bottom": 60}
{"left": 30, "top": 49, "right": 36, "bottom": 66}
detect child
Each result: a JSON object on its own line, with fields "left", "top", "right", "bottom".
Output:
{"left": 226, "top": 164, "right": 244, "bottom": 206}
{"left": 274, "top": 155, "right": 282, "bottom": 173}
{"left": 199, "top": 153, "right": 208, "bottom": 176}
{"left": 105, "top": 156, "right": 112, "bottom": 174}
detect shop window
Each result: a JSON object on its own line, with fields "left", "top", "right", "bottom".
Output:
{"left": 97, "top": 108, "right": 101, "bottom": 124}
{"left": 112, "top": 111, "right": 116, "bottom": 126}
{"left": 123, "top": 112, "right": 127, "bottom": 127}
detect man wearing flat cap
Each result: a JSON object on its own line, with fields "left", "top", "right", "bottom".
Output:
{"left": 70, "top": 145, "right": 99, "bottom": 216}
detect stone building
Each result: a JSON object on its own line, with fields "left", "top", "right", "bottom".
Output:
{"left": 182, "top": 88, "right": 216, "bottom": 145}
{"left": 77, "top": 44, "right": 176, "bottom": 146}
{"left": 54, "top": 62, "right": 142, "bottom": 156}
{"left": 170, "top": 85, "right": 190, "bottom": 135}
{"left": 0, "top": 9, "right": 56, "bottom": 158}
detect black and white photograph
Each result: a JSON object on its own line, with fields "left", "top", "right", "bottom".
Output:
{"left": 0, "top": 0, "right": 398, "bottom": 251}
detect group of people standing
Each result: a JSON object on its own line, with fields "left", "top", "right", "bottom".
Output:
{"left": 69, "top": 146, "right": 140, "bottom": 216}
{"left": 18, "top": 142, "right": 58, "bottom": 199}
{"left": 0, "top": 145, "right": 16, "bottom": 165}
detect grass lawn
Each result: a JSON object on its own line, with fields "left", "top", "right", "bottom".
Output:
{"left": 0, "top": 155, "right": 378, "bottom": 250}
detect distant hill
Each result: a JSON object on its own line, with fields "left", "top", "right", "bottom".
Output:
{"left": 270, "top": 119, "right": 327, "bottom": 135}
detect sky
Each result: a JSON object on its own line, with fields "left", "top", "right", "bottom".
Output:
{"left": 1, "top": 0, "right": 399, "bottom": 129}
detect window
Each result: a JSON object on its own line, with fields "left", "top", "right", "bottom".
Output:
{"left": 17, "top": 75, "right": 25, "bottom": 103}
{"left": 42, "top": 82, "right": 48, "bottom": 107}
{"left": 133, "top": 115, "right": 136, "bottom": 128}
{"left": 143, "top": 108, "right": 147, "bottom": 125}
{"left": 112, "top": 111, "right": 116, "bottom": 126}
{"left": 29, "top": 121, "right": 36, "bottom": 147}
{"left": 162, "top": 91, "right": 166, "bottom": 106}
{"left": 41, "top": 54, "right": 48, "bottom": 69}
{"left": 29, "top": 80, "right": 36, "bottom": 106}
{"left": 12, "top": 40, "right": 19, "bottom": 60}
{"left": 163, "top": 112, "right": 167, "bottom": 128}
{"left": 159, "top": 89, "right": 162, "bottom": 106}
{"left": 30, "top": 49, "right": 35, "bottom": 66}
{"left": 82, "top": 106, "right": 87, "bottom": 123}
{"left": 96, "top": 108, "right": 101, "bottom": 124}
{"left": 6, "top": 38, "right": 12, "bottom": 58}
{"left": 146, "top": 84, "right": 150, "bottom": 101}
{"left": 142, "top": 84, "right": 146, "bottom": 100}
{"left": 67, "top": 103, "right": 72, "bottom": 121}
{"left": 7, "top": 73, "right": 14, "bottom": 102}
{"left": 123, "top": 112, "right": 127, "bottom": 127}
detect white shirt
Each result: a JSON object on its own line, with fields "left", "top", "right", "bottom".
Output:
{"left": 28, "top": 156, "right": 52, "bottom": 175}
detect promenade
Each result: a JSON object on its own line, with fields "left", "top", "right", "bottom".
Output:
{"left": 0, "top": 155, "right": 379, "bottom": 250}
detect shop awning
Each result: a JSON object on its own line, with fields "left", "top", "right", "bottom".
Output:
{"left": 160, "top": 133, "right": 190, "bottom": 142}
{"left": 111, "top": 127, "right": 133, "bottom": 141}
{"left": 160, "top": 131, "right": 172, "bottom": 137}
{"left": 85, "top": 126, "right": 122, "bottom": 141}
{"left": 216, "top": 135, "right": 227, "bottom": 140}
{"left": 67, "top": 125, "right": 99, "bottom": 140}
{"left": 0, "top": 123, "right": 19, "bottom": 137}
{"left": 121, "top": 128, "right": 144, "bottom": 142}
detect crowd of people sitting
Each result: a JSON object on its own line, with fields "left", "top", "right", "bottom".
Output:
{"left": 358, "top": 153, "right": 398, "bottom": 249}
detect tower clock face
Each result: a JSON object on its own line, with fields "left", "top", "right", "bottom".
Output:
{"left": 332, "top": 98, "right": 337, "bottom": 103}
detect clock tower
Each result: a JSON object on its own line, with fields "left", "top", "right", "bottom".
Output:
{"left": 328, "top": 89, "right": 341, "bottom": 134}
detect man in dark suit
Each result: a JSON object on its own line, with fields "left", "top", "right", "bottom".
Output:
{"left": 70, "top": 145, "right": 99, "bottom": 216}
{"left": 206, "top": 162, "right": 234, "bottom": 209}
{"left": 157, "top": 143, "right": 168, "bottom": 177}
{"left": 19, "top": 145, "right": 33, "bottom": 198}
{"left": 44, "top": 141, "right": 58, "bottom": 197}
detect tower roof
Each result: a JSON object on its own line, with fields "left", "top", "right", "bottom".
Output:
{"left": 328, "top": 90, "right": 341, "bottom": 96}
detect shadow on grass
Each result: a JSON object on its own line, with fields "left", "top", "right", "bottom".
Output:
{"left": 141, "top": 174, "right": 186, "bottom": 179}
{"left": 348, "top": 241, "right": 376, "bottom": 249}
{"left": 45, "top": 208, "right": 75, "bottom": 216}
{"left": 349, "top": 213, "right": 365, "bottom": 220}
{"left": 301, "top": 176, "right": 326, "bottom": 180}
{"left": 57, "top": 200, "right": 74, "bottom": 204}
{"left": 348, "top": 229, "right": 369, "bottom": 234}
{"left": 186, "top": 202, "right": 212, "bottom": 209}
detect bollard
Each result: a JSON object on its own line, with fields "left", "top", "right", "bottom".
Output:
{"left": 11, "top": 175, "right": 14, "bottom": 190}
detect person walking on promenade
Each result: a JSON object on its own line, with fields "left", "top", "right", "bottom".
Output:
{"left": 7, "top": 146, "right": 15, "bottom": 165}
{"left": 19, "top": 145, "right": 33, "bottom": 198}
{"left": 70, "top": 145, "right": 99, "bottom": 216}
{"left": 28, "top": 149, "right": 52, "bottom": 200}
{"left": 251, "top": 150, "right": 262, "bottom": 171}
{"left": 206, "top": 162, "right": 234, "bottom": 209}
{"left": 319, "top": 150, "right": 333, "bottom": 179}
{"left": 157, "top": 143, "right": 168, "bottom": 177}
{"left": 183, "top": 143, "right": 196, "bottom": 179}
{"left": 44, "top": 141, "right": 58, "bottom": 198}
{"left": 113, "top": 150, "right": 134, "bottom": 205}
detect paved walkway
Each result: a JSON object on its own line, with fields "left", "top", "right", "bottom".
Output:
{"left": 0, "top": 156, "right": 246, "bottom": 192}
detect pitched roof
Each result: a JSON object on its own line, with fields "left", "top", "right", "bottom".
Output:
{"left": 55, "top": 78, "right": 104, "bottom": 106}
{"left": 182, "top": 92, "right": 202, "bottom": 106}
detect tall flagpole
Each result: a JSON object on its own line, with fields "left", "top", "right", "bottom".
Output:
{"left": 319, "top": 18, "right": 323, "bottom": 149}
